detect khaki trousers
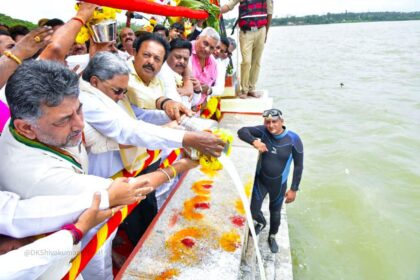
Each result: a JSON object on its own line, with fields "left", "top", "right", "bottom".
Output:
{"left": 239, "top": 26, "right": 266, "bottom": 93}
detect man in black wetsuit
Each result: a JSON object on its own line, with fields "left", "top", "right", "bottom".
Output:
{"left": 238, "top": 109, "right": 304, "bottom": 253}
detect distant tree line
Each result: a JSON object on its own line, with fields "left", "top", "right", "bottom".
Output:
{"left": 224, "top": 11, "right": 420, "bottom": 28}
{"left": 2, "top": 11, "right": 420, "bottom": 31}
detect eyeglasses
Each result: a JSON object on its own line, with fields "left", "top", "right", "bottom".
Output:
{"left": 110, "top": 87, "right": 128, "bottom": 96}
{"left": 101, "top": 80, "right": 128, "bottom": 96}
{"left": 262, "top": 109, "right": 283, "bottom": 119}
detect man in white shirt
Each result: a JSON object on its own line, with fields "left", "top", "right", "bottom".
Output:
{"left": 212, "top": 36, "right": 232, "bottom": 97}
{"left": 0, "top": 178, "right": 149, "bottom": 239}
{"left": 0, "top": 191, "right": 107, "bottom": 238}
{"left": 158, "top": 38, "right": 201, "bottom": 109}
{"left": 0, "top": 192, "right": 120, "bottom": 280}
{"left": 0, "top": 60, "right": 153, "bottom": 280}
{"left": 119, "top": 27, "right": 135, "bottom": 57}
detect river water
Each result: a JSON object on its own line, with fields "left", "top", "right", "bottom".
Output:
{"left": 256, "top": 20, "right": 420, "bottom": 280}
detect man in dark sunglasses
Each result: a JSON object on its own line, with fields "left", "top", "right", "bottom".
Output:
{"left": 237, "top": 108, "right": 304, "bottom": 253}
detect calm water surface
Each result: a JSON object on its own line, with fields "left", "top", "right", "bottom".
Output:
{"left": 256, "top": 20, "right": 420, "bottom": 280}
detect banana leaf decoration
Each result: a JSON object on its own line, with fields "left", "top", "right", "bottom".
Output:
{"left": 178, "top": 0, "right": 220, "bottom": 31}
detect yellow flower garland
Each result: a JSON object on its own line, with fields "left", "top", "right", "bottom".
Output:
{"left": 198, "top": 129, "right": 233, "bottom": 172}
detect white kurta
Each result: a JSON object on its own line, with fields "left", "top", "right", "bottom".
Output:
{"left": 0, "top": 191, "right": 108, "bottom": 238}
{"left": 0, "top": 126, "right": 112, "bottom": 197}
{"left": 0, "top": 230, "right": 80, "bottom": 280}
{"left": 79, "top": 80, "right": 184, "bottom": 150}
{"left": 79, "top": 80, "right": 185, "bottom": 178}
{"left": 212, "top": 57, "right": 229, "bottom": 96}
{"left": 158, "top": 62, "right": 201, "bottom": 109}
{"left": 0, "top": 127, "right": 113, "bottom": 280}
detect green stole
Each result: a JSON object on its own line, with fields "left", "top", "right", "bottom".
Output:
{"left": 9, "top": 123, "right": 82, "bottom": 170}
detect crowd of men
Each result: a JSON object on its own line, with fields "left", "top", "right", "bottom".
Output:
{"left": 0, "top": 0, "right": 276, "bottom": 278}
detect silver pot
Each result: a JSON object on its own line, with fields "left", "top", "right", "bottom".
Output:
{"left": 179, "top": 116, "right": 218, "bottom": 132}
{"left": 89, "top": 20, "right": 117, "bottom": 43}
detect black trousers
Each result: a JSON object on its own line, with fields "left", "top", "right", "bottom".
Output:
{"left": 250, "top": 175, "right": 288, "bottom": 235}
{"left": 123, "top": 160, "right": 160, "bottom": 246}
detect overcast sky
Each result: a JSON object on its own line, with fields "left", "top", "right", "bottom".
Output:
{"left": 1, "top": 0, "right": 420, "bottom": 23}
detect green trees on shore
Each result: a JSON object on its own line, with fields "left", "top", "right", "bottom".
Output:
{"left": 272, "top": 11, "right": 420, "bottom": 26}
{"left": 1, "top": 11, "right": 420, "bottom": 31}
{"left": 225, "top": 11, "right": 420, "bottom": 28}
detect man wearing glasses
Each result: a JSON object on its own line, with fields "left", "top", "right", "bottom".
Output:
{"left": 237, "top": 109, "right": 304, "bottom": 253}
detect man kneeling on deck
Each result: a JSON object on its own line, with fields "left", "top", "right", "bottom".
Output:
{"left": 238, "top": 109, "right": 304, "bottom": 253}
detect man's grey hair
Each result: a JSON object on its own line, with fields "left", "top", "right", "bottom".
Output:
{"left": 6, "top": 60, "right": 79, "bottom": 122}
{"left": 82, "top": 51, "right": 130, "bottom": 82}
{"left": 198, "top": 27, "right": 220, "bottom": 42}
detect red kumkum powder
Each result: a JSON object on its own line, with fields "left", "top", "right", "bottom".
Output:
{"left": 231, "top": 215, "right": 246, "bottom": 227}
{"left": 194, "top": 202, "right": 210, "bottom": 209}
{"left": 181, "top": 238, "right": 195, "bottom": 248}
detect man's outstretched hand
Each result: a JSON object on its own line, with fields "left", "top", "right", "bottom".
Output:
{"left": 162, "top": 99, "right": 193, "bottom": 124}
{"left": 183, "top": 131, "right": 225, "bottom": 158}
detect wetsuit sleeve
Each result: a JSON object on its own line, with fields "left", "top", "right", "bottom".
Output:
{"left": 291, "top": 133, "right": 304, "bottom": 191}
{"left": 237, "top": 125, "right": 265, "bottom": 145}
